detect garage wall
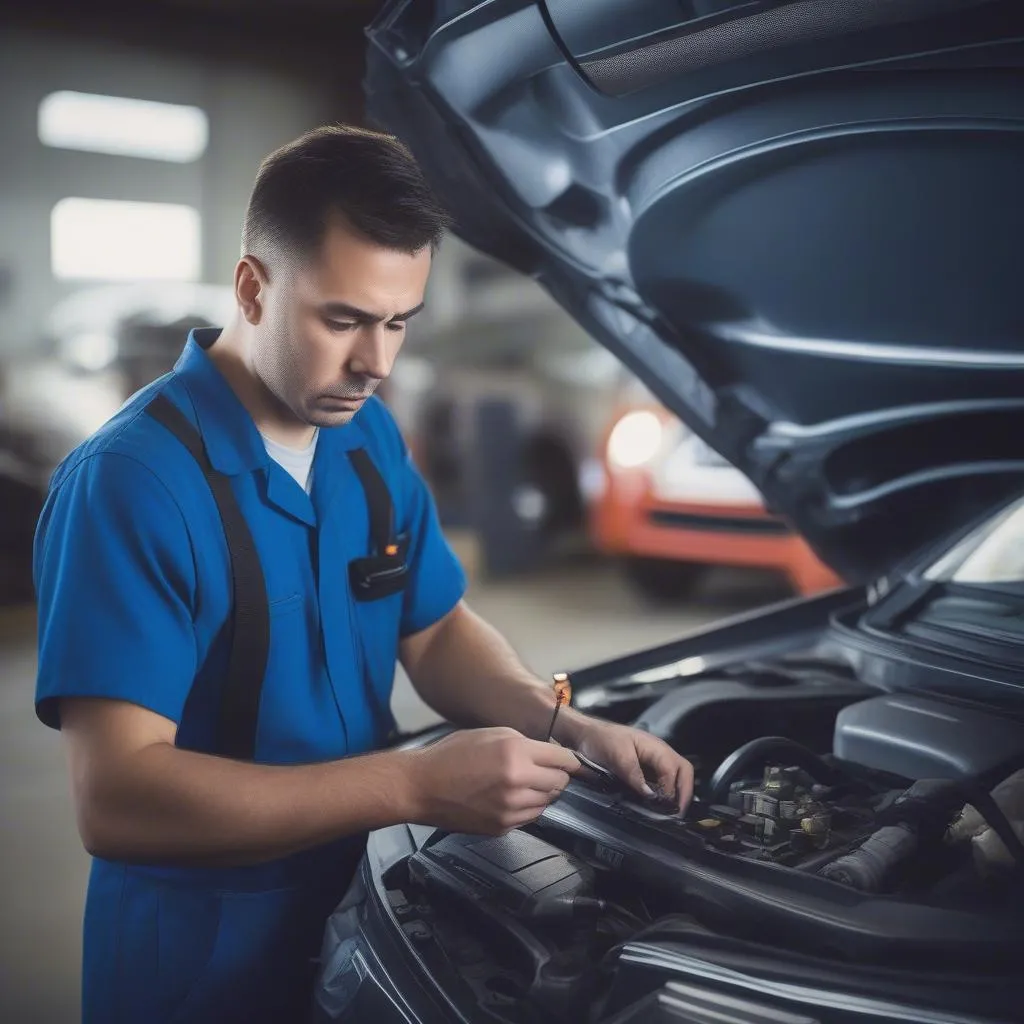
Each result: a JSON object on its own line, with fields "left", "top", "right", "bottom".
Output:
{"left": 0, "top": 29, "right": 337, "bottom": 356}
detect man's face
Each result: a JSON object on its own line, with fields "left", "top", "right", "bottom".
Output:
{"left": 250, "top": 218, "right": 432, "bottom": 428}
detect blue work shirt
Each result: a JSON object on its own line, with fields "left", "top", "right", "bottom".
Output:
{"left": 33, "top": 328, "right": 466, "bottom": 1023}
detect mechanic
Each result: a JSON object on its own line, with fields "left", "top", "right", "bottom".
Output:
{"left": 33, "top": 125, "right": 695, "bottom": 1024}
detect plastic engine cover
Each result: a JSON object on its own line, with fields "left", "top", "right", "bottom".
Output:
{"left": 834, "top": 693, "right": 1024, "bottom": 781}
{"left": 407, "top": 831, "right": 593, "bottom": 918}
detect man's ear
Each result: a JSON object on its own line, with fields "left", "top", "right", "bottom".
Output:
{"left": 235, "top": 256, "right": 268, "bottom": 325}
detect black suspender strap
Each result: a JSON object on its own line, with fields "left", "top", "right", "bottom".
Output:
{"left": 346, "top": 448, "right": 410, "bottom": 603}
{"left": 146, "top": 393, "right": 270, "bottom": 761}
{"left": 346, "top": 448, "right": 394, "bottom": 556}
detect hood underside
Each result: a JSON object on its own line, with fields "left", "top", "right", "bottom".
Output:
{"left": 365, "top": 0, "right": 1024, "bottom": 582}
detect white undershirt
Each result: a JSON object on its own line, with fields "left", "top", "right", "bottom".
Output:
{"left": 261, "top": 429, "right": 319, "bottom": 494}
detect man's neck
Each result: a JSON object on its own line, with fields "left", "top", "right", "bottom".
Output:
{"left": 207, "top": 323, "right": 316, "bottom": 449}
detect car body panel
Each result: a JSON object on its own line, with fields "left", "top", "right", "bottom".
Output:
{"left": 363, "top": 0, "right": 1024, "bottom": 583}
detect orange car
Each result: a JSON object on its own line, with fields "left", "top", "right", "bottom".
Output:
{"left": 589, "top": 401, "right": 840, "bottom": 601}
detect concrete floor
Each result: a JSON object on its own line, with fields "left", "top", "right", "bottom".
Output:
{"left": 0, "top": 557, "right": 780, "bottom": 1023}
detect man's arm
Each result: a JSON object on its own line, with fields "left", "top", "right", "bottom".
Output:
{"left": 61, "top": 696, "right": 580, "bottom": 866}
{"left": 61, "top": 697, "right": 422, "bottom": 866}
{"left": 400, "top": 601, "right": 566, "bottom": 741}
{"left": 400, "top": 602, "right": 695, "bottom": 810}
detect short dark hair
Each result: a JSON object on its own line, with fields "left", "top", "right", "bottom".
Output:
{"left": 241, "top": 124, "right": 451, "bottom": 265}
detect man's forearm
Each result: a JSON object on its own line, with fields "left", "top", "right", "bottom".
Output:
{"left": 401, "top": 603, "right": 589, "bottom": 746}
{"left": 80, "top": 741, "right": 420, "bottom": 867}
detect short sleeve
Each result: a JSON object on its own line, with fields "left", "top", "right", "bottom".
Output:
{"left": 34, "top": 453, "right": 198, "bottom": 729}
{"left": 397, "top": 447, "right": 467, "bottom": 638}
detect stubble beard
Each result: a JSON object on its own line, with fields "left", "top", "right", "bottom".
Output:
{"left": 253, "top": 324, "right": 380, "bottom": 430}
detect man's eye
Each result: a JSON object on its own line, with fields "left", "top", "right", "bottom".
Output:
{"left": 386, "top": 321, "right": 406, "bottom": 332}
{"left": 326, "top": 320, "right": 357, "bottom": 332}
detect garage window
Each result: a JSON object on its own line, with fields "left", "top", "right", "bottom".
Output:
{"left": 38, "top": 91, "right": 208, "bottom": 163}
{"left": 51, "top": 198, "right": 201, "bottom": 281}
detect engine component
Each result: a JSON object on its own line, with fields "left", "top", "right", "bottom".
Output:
{"left": 880, "top": 779, "right": 969, "bottom": 832}
{"left": 730, "top": 765, "right": 835, "bottom": 850}
{"left": 815, "top": 777, "right": 1024, "bottom": 892}
{"left": 816, "top": 780, "right": 960, "bottom": 892}
{"left": 879, "top": 778, "right": 1024, "bottom": 868}
{"left": 707, "top": 735, "right": 858, "bottom": 806}
{"left": 407, "top": 830, "right": 594, "bottom": 920}
{"left": 403, "top": 830, "right": 638, "bottom": 1022}
{"left": 595, "top": 759, "right": 878, "bottom": 869}
{"left": 833, "top": 693, "right": 1024, "bottom": 783}
{"left": 947, "top": 767, "right": 1024, "bottom": 876}
{"left": 819, "top": 824, "right": 918, "bottom": 891}
{"left": 970, "top": 822, "right": 1024, "bottom": 877}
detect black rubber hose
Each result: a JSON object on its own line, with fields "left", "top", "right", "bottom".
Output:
{"left": 819, "top": 824, "right": 918, "bottom": 891}
{"left": 706, "top": 735, "right": 861, "bottom": 806}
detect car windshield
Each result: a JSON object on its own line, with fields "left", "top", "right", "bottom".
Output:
{"left": 924, "top": 497, "right": 1024, "bottom": 585}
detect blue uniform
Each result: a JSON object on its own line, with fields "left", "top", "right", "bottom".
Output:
{"left": 33, "top": 328, "right": 466, "bottom": 1023}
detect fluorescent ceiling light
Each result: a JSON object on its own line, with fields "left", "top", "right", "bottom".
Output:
{"left": 51, "top": 198, "right": 201, "bottom": 281}
{"left": 39, "top": 91, "right": 208, "bottom": 162}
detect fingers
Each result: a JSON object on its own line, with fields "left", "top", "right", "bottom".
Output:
{"left": 575, "top": 735, "right": 651, "bottom": 800}
{"left": 495, "top": 734, "right": 577, "bottom": 791}
{"left": 494, "top": 789, "right": 563, "bottom": 834}
{"left": 620, "top": 756, "right": 653, "bottom": 798}
{"left": 518, "top": 765, "right": 575, "bottom": 796}
{"left": 633, "top": 735, "right": 694, "bottom": 811}
{"left": 504, "top": 787, "right": 563, "bottom": 812}
{"left": 673, "top": 758, "right": 695, "bottom": 812}
{"left": 621, "top": 736, "right": 673, "bottom": 799}
{"left": 525, "top": 738, "right": 581, "bottom": 774}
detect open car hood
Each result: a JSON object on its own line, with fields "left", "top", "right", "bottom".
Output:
{"left": 365, "top": 0, "right": 1024, "bottom": 583}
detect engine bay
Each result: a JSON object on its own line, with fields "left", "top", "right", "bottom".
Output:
{"left": 371, "top": 653, "right": 1024, "bottom": 1023}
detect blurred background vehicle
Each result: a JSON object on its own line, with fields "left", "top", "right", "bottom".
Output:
{"left": 3, "top": 282, "right": 235, "bottom": 471}
{"left": 591, "top": 390, "right": 840, "bottom": 602}
{"left": 0, "top": 283, "right": 235, "bottom": 602}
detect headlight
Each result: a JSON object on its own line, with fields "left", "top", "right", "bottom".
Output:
{"left": 606, "top": 410, "right": 663, "bottom": 469}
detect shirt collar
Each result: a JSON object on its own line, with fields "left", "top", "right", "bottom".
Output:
{"left": 173, "top": 328, "right": 369, "bottom": 478}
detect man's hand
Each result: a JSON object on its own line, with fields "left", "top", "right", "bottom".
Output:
{"left": 407, "top": 727, "right": 581, "bottom": 835}
{"left": 571, "top": 718, "right": 694, "bottom": 812}
{"left": 399, "top": 602, "right": 692, "bottom": 814}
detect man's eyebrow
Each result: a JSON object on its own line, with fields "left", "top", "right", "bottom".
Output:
{"left": 321, "top": 301, "right": 425, "bottom": 323}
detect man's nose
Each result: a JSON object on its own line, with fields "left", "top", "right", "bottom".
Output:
{"left": 348, "top": 324, "right": 393, "bottom": 380}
